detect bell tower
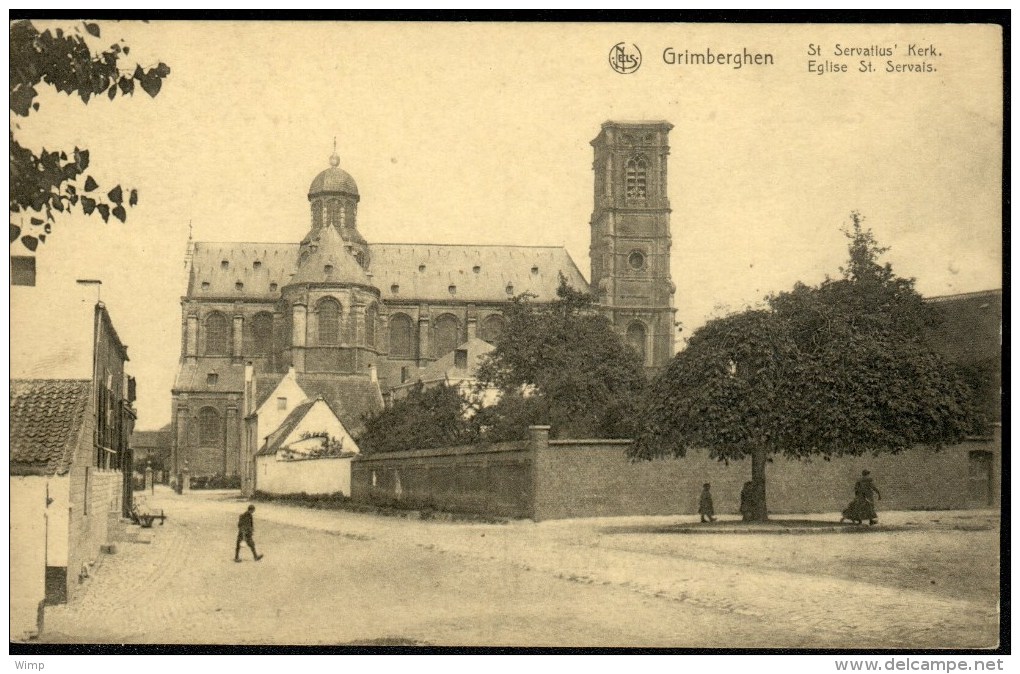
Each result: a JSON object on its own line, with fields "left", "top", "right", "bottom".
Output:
{"left": 589, "top": 121, "right": 676, "bottom": 372}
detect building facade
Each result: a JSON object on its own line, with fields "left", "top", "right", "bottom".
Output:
{"left": 172, "top": 121, "right": 678, "bottom": 479}
{"left": 10, "top": 301, "right": 136, "bottom": 640}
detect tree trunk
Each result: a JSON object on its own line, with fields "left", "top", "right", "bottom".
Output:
{"left": 749, "top": 447, "right": 769, "bottom": 522}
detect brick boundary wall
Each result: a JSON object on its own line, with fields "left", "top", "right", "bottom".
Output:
{"left": 351, "top": 426, "right": 1000, "bottom": 521}
{"left": 351, "top": 441, "right": 533, "bottom": 518}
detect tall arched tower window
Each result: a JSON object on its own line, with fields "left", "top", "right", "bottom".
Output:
{"left": 205, "top": 312, "right": 229, "bottom": 356}
{"left": 250, "top": 312, "right": 274, "bottom": 356}
{"left": 365, "top": 303, "right": 378, "bottom": 348}
{"left": 317, "top": 297, "right": 342, "bottom": 346}
{"left": 626, "top": 321, "right": 647, "bottom": 364}
{"left": 310, "top": 199, "right": 323, "bottom": 228}
{"left": 626, "top": 155, "right": 648, "bottom": 199}
{"left": 433, "top": 314, "right": 460, "bottom": 357}
{"left": 389, "top": 314, "right": 414, "bottom": 358}
{"left": 198, "top": 407, "right": 221, "bottom": 446}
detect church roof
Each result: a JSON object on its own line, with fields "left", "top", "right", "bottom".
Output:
{"left": 188, "top": 242, "right": 297, "bottom": 298}
{"left": 173, "top": 358, "right": 244, "bottom": 393}
{"left": 369, "top": 244, "right": 588, "bottom": 303}
{"left": 288, "top": 225, "right": 373, "bottom": 287}
{"left": 187, "top": 242, "right": 588, "bottom": 303}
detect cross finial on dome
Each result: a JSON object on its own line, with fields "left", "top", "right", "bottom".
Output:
{"left": 329, "top": 136, "right": 340, "bottom": 167}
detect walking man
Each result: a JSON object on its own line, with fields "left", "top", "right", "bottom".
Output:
{"left": 235, "top": 504, "right": 263, "bottom": 562}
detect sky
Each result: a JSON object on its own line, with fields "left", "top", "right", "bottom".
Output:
{"left": 10, "top": 21, "right": 1003, "bottom": 430}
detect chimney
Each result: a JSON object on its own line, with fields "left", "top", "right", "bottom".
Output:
{"left": 466, "top": 316, "right": 477, "bottom": 341}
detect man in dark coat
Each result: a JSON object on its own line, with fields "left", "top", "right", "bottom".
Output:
{"left": 235, "top": 504, "right": 263, "bottom": 562}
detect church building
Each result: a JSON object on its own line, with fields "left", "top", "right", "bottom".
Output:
{"left": 171, "top": 121, "right": 678, "bottom": 480}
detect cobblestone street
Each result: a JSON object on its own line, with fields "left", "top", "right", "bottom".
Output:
{"left": 39, "top": 488, "right": 1000, "bottom": 648}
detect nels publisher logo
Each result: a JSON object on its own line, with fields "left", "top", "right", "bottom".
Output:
{"left": 609, "top": 42, "right": 642, "bottom": 74}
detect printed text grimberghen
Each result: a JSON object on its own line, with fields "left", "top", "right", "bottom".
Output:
{"left": 662, "top": 47, "right": 774, "bottom": 69}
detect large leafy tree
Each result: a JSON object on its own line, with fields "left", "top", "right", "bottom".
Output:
{"left": 476, "top": 275, "right": 647, "bottom": 439}
{"left": 631, "top": 214, "right": 982, "bottom": 521}
{"left": 10, "top": 19, "right": 170, "bottom": 252}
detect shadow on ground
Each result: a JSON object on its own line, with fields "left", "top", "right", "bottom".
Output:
{"left": 600, "top": 519, "right": 915, "bottom": 535}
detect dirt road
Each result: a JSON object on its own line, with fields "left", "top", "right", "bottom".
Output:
{"left": 39, "top": 488, "right": 1000, "bottom": 648}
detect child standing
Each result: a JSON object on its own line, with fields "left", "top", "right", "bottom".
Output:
{"left": 698, "top": 483, "right": 717, "bottom": 523}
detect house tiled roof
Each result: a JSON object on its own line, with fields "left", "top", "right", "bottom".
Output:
{"left": 10, "top": 379, "right": 92, "bottom": 476}
{"left": 924, "top": 289, "right": 1002, "bottom": 365}
{"left": 130, "top": 423, "right": 172, "bottom": 451}
{"left": 396, "top": 337, "right": 495, "bottom": 389}
{"left": 256, "top": 399, "right": 317, "bottom": 457}
{"left": 254, "top": 373, "right": 286, "bottom": 410}
{"left": 294, "top": 374, "right": 384, "bottom": 437}
{"left": 186, "top": 241, "right": 589, "bottom": 302}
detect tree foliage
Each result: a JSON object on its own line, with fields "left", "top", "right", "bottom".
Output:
{"left": 631, "top": 214, "right": 983, "bottom": 519}
{"left": 358, "top": 383, "right": 477, "bottom": 455}
{"left": 9, "top": 19, "right": 170, "bottom": 251}
{"left": 476, "top": 275, "right": 647, "bottom": 439}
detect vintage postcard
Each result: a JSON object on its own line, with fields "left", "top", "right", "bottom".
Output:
{"left": 9, "top": 17, "right": 1004, "bottom": 656}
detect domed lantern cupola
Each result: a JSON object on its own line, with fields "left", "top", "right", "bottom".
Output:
{"left": 302, "top": 140, "right": 370, "bottom": 269}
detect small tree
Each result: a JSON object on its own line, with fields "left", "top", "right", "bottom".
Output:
{"left": 476, "top": 275, "right": 647, "bottom": 439}
{"left": 10, "top": 20, "right": 170, "bottom": 253}
{"left": 632, "top": 214, "right": 982, "bottom": 520}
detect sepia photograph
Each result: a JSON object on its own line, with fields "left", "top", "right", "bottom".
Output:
{"left": 8, "top": 15, "right": 1005, "bottom": 657}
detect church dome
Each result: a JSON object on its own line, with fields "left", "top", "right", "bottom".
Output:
{"left": 309, "top": 152, "right": 359, "bottom": 197}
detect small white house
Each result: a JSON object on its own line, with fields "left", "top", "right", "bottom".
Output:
{"left": 254, "top": 396, "right": 359, "bottom": 496}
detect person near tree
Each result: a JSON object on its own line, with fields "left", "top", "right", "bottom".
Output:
{"left": 698, "top": 483, "right": 717, "bottom": 523}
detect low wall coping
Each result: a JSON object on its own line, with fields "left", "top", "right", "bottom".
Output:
{"left": 353, "top": 441, "right": 528, "bottom": 463}
{"left": 547, "top": 439, "right": 634, "bottom": 447}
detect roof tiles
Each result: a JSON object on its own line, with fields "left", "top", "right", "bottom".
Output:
{"left": 10, "top": 379, "right": 92, "bottom": 476}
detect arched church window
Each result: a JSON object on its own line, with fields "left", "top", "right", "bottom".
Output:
{"left": 626, "top": 155, "right": 648, "bottom": 199}
{"left": 626, "top": 321, "right": 647, "bottom": 364}
{"left": 480, "top": 314, "right": 505, "bottom": 344}
{"left": 198, "top": 407, "right": 221, "bottom": 446}
{"left": 251, "top": 312, "right": 274, "bottom": 356}
{"left": 365, "top": 303, "right": 379, "bottom": 348}
{"left": 311, "top": 199, "right": 323, "bottom": 228}
{"left": 433, "top": 314, "right": 460, "bottom": 358}
{"left": 317, "top": 297, "right": 342, "bottom": 346}
{"left": 389, "top": 314, "right": 414, "bottom": 358}
{"left": 326, "top": 199, "right": 341, "bottom": 228}
{"left": 205, "top": 312, "right": 229, "bottom": 356}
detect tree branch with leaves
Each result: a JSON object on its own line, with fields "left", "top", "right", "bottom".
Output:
{"left": 9, "top": 19, "right": 170, "bottom": 252}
